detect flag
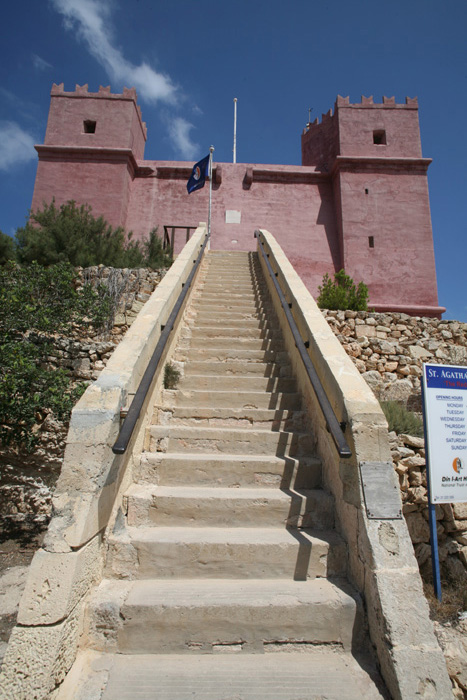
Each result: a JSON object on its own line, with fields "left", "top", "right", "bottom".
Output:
{"left": 187, "top": 154, "right": 210, "bottom": 194}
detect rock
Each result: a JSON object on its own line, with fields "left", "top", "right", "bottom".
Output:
{"left": 400, "top": 434, "right": 425, "bottom": 449}
{"left": 408, "top": 345, "right": 433, "bottom": 361}
{"left": 380, "top": 379, "right": 413, "bottom": 402}
{"left": 405, "top": 511, "right": 430, "bottom": 543}
{"left": 453, "top": 503, "right": 467, "bottom": 520}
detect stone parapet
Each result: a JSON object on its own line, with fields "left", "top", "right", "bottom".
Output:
{"left": 256, "top": 229, "right": 452, "bottom": 700}
{"left": 0, "top": 225, "right": 208, "bottom": 700}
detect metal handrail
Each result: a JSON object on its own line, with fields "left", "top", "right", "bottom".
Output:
{"left": 112, "top": 234, "right": 209, "bottom": 454}
{"left": 255, "top": 231, "right": 352, "bottom": 459}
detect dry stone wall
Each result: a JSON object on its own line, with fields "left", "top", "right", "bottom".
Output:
{"left": 0, "top": 266, "right": 165, "bottom": 540}
{"left": 322, "top": 309, "right": 467, "bottom": 581}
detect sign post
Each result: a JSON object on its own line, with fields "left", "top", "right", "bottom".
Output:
{"left": 422, "top": 363, "right": 467, "bottom": 600}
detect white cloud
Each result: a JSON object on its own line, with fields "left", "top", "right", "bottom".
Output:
{"left": 0, "top": 122, "right": 36, "bottom": 171}
{"left": 167, "top": 118, "right": 199, "bottom": 160}
{"left": 50, "top": 0, "right": 177, "bottom": 104}
{"left": 32, "top": 53, "right": 52, "bottom": 71}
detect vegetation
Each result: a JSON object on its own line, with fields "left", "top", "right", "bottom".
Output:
{"left": 163, "top": 362, "right": 181, "bottom": 390}
{"left": 380, "top": 400, "right": 424, "bottom": 437}
{"left": 14, "top": 200, "right": 172, "bottom": 269}
{"left": 317, "top": 269, "right": 369, "bottom": 311}
{"left": 0, "top": 262, "right": 111, "bottom": 449}
{"left": 0, "top": 201, "right": 173, "bottom": 451}
{"left": 0, "top": 232, "right": 16, "bottom": 265}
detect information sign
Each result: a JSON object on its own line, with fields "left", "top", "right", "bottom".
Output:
{"left": 422, "top": 363, "right": 467, "bottom": 504}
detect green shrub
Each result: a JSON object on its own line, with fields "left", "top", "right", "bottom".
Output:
{"left": 317, "top": 269, "right": 369, "bottom": 311}
{"left": 380, "top": 400, "right": 424, "bottom": 437}
{"left": 15, "top": 200, "right": 147, "bottom": 269}
{"left": 0, "top": 262, "right": 111, "bottom": 449}
{"left": 163, "top": 362, "right": 181, "bottom": 389}
{"left": 0, "top": 232, "right": 16, "bottom": 265}
{"left": 145, "top": 228, "right": 173, "bottom": 269}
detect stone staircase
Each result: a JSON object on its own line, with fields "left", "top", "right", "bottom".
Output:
{"left": 60, "top": 251, "right": 387, "bottom": 699}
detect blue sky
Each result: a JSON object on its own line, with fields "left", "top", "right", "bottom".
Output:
{"left": 1, "top": 0, "right": 466, "bottom": 319}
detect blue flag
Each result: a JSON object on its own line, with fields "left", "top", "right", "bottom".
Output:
{"left": 187, "top": 154, "right": 210, "bottom": 194}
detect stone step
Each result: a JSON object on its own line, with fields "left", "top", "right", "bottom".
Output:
{"left": 59, "top": 649, "right": 385, "bottom": 700}
{"left": 182, "top": 361, "right": 291, "bottom": 377}
{"left": 169, "top": 388, "right": 301, "bottom": 410}
{"left": 135, "top": 452, "right": 322, "bottom": 490}
{"left": 148, "top": 424, "right": 312, "bottom": 456}
{"left": 203, "top": 271, "right": 260, "bottom": 279}
{"left": 186, "top": 325, "right": 281, "bottom": 340}
{"left": 106, "top": 526, "right": 347, "bottom": 580}
{"left": 177, "top": 374, "right": 296, "bottom": 392}
{"left": 178, "top": 335, "right": 284, "bottom": 351}
{"left": 174, "top": 348, "right": 289, "bottom": 364}
{"left": 125, "top": 485, "right": 334, "bottom": 529}
{"left": 190, "top": 313, "right": 272, "bottom": 328}
{"left": 191, "top": 299, "right": 273, "bottom": 313}
{"left": 159, "top": 406, "right": 306, "bottom": 431}
{"left": 86, "top": 578, "right": 360, "bottom": 654}
{"left": 187, "top": 317, "right": 274, "bottom": 332}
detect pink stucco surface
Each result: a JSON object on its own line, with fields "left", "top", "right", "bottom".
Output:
{"left": 30, "top": 86, "right": 445, "bottom": 317}
{"left": 125, "top": 162, "right": 340, "bottom": 294}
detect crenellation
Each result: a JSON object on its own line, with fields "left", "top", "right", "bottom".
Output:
{"left": 48, "top": 83, "right": 140, "bottom": 103}
{"left": 123, "top": 86, "right": 137, "bottom": 100}
{"left": 361, "top": 95, "right": 374, "bottom": 105}
{"left": 405, "top": 96, "right": 418, "bottom": 106}
{"left": 383, "top": 96, "right": 396, "bottom": 105}
{"left": 336, "top": 95, "right": 350, "bottom": 106}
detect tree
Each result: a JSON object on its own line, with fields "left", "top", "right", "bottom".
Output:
{"left": 0, "top": 231, "right": 17, "bottom": 265}
{"left": 15, "top": 200, "right": 148, "bottom": 268}
{"left": 144, "top": 228, "right": 173, "bottom": 269}
{"left": 317, "top": 269, "right": 369, "bottom": 311}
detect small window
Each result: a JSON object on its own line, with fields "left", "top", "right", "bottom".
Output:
{"left": 83, "top": 120, "right": 96, "bottom": 134}
{"left": 373, "top": 129, "right": 386, "bottom": 145}
{"left": 369, "top": 236, "right": 375, "bottom": 248}
{"left": 365, "top": 188, "right": 369, "bottom": 195}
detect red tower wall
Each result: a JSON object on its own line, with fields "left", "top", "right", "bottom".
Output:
{"left": 30, "top": 87, "right": 444, "bottom": 317}
{"left": 301, "top": 95, "right": 442, "bottom": 315}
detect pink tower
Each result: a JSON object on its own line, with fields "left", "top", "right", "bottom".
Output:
{"left": 302, "top": 96, "right": 444, "bottom": 316}
{"left": 31, "top": 83, "right": 147, "bottom": 230}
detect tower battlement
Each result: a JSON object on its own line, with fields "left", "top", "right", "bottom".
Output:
{"left": 304, "top": 95, "right": 419, "bottom": 132}
{"left": 48, "top": 83, "right": 147, "bottom": 141}
{"left": 302, "top": 94, "right": 422, "bottom": 167}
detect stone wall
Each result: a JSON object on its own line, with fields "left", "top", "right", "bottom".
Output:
{"left": 322, "top": 309, "right": 467, "bottom": 580}
{"left": 0, "top": 266, "right": 165, "bottom": 540}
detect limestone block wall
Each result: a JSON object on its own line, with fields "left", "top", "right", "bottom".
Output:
{"left": 320, "top": 308, "right": 467, "bottom": 580}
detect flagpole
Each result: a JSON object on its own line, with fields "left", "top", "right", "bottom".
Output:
{"left": 233, "top": 98, "right": 237, "bottom": 163}
{"left": 208, "top": 145, "right": 214, "bottom": 249}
